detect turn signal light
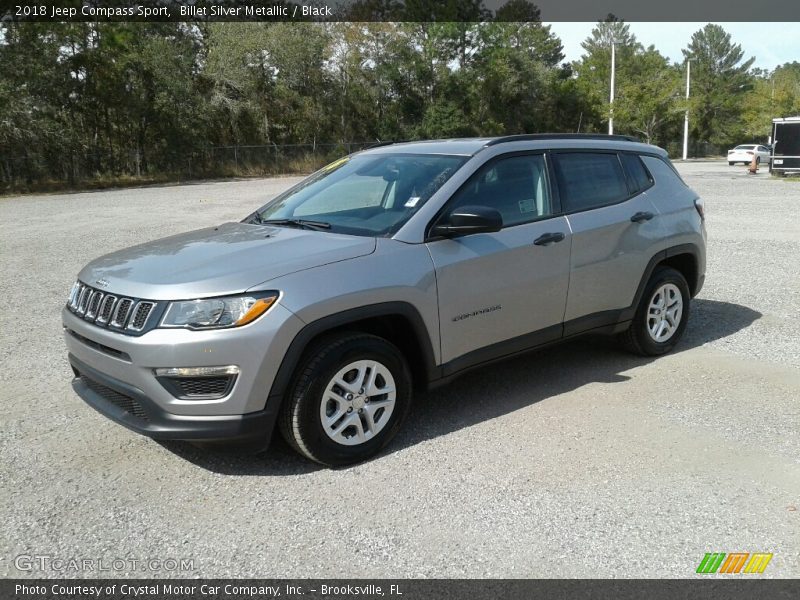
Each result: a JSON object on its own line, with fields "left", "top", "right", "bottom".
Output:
{"left": 234, "top": 296, "right": 277, "bottom": 326}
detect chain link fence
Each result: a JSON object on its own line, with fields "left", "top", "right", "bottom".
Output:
{"left": 0, "top": 141, "right": 386, "bottom": 191}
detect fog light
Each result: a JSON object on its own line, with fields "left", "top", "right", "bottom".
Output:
{"left": 154, "top": 366, "right": 239, "bottom": 377}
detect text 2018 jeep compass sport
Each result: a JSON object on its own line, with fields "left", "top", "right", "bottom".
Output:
{"left": 63, "top": 134, "right": 706, "bottom": 466}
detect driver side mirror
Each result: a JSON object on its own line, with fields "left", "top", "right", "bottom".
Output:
{"left": 430, "top": 205, "right": 503, "bottom": 238}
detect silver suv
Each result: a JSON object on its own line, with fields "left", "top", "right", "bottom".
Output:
{"left": 63, "top": 135, "right": 706, "bottom": 466}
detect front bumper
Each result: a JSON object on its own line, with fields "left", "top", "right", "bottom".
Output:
{"left": 63, "top": 300, "right": 305, "bottom": 441}
{"left": 70, "top": 354, "right": 274, "bottom": 442}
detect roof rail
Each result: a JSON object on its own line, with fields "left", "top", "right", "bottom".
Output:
{"left": 484, "top": 133, "right": 640, "bottom": 146}
{"left": 364, "top": 140, "right": 396, "bottom": 149}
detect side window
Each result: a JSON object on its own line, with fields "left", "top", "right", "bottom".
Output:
{"left": 553, "top": 152, "right": 630, "bottom": 212}
{"left": 620, "top": 153, "right": 654, "bottom": 193}
{"left": 449, "top": 154, "right": 552, "bottom": 227}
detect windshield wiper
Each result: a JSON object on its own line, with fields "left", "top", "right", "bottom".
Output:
{"left": 252, "top": 216, "right": 332, "bottom": 231}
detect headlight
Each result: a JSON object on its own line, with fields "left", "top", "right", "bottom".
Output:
{"left": 160, "top": 293, "right": 278, "bottom": 330}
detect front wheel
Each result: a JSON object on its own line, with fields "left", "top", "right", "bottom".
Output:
{"left": 278, "top": 333, "right": 412, "bottom": 466}
{"left": 619, "top": 267, "right": 691, "bottom": 356}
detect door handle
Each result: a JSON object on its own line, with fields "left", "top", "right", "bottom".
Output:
{"left": 630, "top": 211, "right": 654, "bottom": 223}
{"left": 533, "top": 232, "right": 566, "bottom": 246}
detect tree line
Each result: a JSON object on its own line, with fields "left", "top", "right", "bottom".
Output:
{"left": 2, "top": 11, "right": 799, "bottom": 191}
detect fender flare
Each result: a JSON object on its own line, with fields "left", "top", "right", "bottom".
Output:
{"left": 620, "top": 243, "right": 703, "bottom": 322}
{"left": 265, "top": 301, "right": 439, "bottom": 407}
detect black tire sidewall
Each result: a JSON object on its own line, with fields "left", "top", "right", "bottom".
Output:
{"left": 289, "top": 336, "right": 412, "bottom": 466}
{"left": 633, "top": 268, "right": 691, "bottom": 355}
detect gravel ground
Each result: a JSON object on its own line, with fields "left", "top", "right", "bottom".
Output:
{"left": 0, "top": 162, "right": 798, "bottom": 579}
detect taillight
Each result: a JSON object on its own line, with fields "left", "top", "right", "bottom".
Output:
{"left": 694, "top": 198, "right": 705, "bottom": 220}
{"left": 746, "top": 151, "right": 754, "bottom": 155}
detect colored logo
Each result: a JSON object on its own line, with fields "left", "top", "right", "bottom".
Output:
{"left": 696, "top": 552, "right": 773, "bottom": 574}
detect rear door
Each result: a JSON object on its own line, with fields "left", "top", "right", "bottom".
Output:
{"left": 426, "top": 153, "right": 571, "bottom": 367}
{"left": 552, "top": 151, "right": 663, "bottom": 331}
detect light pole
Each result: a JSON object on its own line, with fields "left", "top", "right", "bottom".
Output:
{"left": 609, "top": 41, "right": 616, "bottom": 135}
{"left": 682, "top": 59, "right": 693, "bottom": 160}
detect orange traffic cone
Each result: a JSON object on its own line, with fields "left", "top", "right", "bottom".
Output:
{"left": 747, "top": 154, "right": 758, "bottom": 174}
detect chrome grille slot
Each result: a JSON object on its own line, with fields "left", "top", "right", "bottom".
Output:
{"left": 96, "top": 295, "right": 117, "bottom": 325}
{"left": 76, "top": 286, "right": 92, "bottom": 314}
{"left": 110, "top": 298, "right": 133, "bottom": 328}
{"left": 127, "top": 301, "right": 155, "bottom": 331}
{"left": 85, "top": 291, "right": 104, "bottom": 320}
{"left": 69, "top": 284, "right": 80, "bottom": 310}
{"left": 68, "top": 282, "right": 82, "bottom": 309}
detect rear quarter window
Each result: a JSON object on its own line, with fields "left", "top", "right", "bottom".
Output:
{"left": 553, "top": 152, "right": 630, "bottom": 212}
{"left": 620, "top": 153, "right": 654, "bottom": 193}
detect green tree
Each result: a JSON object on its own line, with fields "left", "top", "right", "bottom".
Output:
{"left": 682, "top": 24, "right": 755, "bottom": 149}
{"left": 614, "top": 47, "right": 683, "bottom": 144}
{"left": 741, "top": 62, "right": 800, "bottom": 140}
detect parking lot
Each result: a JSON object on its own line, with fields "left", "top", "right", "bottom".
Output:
{"left": 1, "top": 161, "right": 798, "bottom": 578}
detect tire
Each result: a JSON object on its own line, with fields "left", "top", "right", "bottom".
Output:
{"left": 618, "top": 267, "right": 691, "bottom": 356}
{"left": 728, "top": 161, "right": 735, "bottom": 166}
{"left": 756, "top": 157, "right": 761, "bottom": 166}
{"left": 278, "top": 333, "right": 413, "bottom": 466}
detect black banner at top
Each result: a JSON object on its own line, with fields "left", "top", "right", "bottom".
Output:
{"left": 2, "top": 0, "right": 800, "bottom": 22}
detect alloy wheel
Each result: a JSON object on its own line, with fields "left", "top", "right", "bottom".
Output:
{"left": 646, "top": 283, "right": 683, "bottom": 343}
{"left": 319, "top": 360, "right": 397, "bottom": 446}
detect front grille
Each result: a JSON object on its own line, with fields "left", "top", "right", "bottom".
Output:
{"left": 67, "top": 282, "right": 156, "bottom": 335}
{"left": 79, "top": 374, "right": 149, "bottom": 421}
{"left": 159, "top": 375, "right": 236, "bottom": 400}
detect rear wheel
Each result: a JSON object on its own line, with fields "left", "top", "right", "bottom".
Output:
{"left": 619, "top": 267, "right": 690, "bottom": 356}
{"left": 278, "top": 333, "right": 412, "bottom": 466}
{"left": 728, "top": 161, "right": 735, "bottom": 166}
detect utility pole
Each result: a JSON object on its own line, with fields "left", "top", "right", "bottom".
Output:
{"left": 682, "top": 59, "right": 692, "bottom": 160}
{"left": 609, "top": 41, "right": 616, "bottom": 135}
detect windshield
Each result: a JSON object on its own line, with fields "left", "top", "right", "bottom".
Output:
{"left": 251, "top": 153, "right": 468, "bottom": 237}
{"left": 735, "top": 145, "right": 755, "bottom": 150}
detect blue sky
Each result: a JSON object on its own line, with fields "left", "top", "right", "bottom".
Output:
{"left": 547, "top": 22, "right": 800, "bottom": 70}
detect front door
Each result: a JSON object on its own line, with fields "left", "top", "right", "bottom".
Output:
{"left": 426, "top": 153, "right": 571, "bottom": 368}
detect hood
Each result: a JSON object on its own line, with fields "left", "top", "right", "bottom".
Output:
{"left": 78, "top": 222, "right": 376, "bottom": 300}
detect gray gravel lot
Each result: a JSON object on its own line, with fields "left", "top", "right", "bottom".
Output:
{"left": 1, "top": 162, "right": 798, "bottom": 578}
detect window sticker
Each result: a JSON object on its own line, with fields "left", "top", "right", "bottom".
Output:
{"left": 321, "top": 156, "right": 350, "bottom": 173}
{"left": 518, "top": 198, "right": 535, "bottom": 213}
